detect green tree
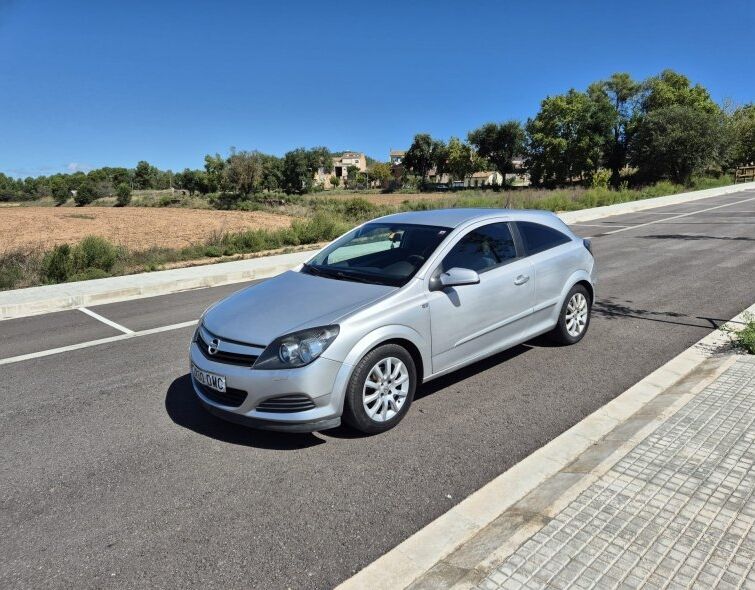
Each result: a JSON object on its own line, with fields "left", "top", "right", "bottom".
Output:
{"left": 526, "top": 89, "right": 614, "bottom": 186}
{"left": 281, "top": 147, "right": 331, "bottom": 194}
{"left": 446, "top": 137, "right": 474, "bottom": 181}
{"left": 641, "top": 69, "right": 719, "bottom": 115}
{"left": 403, "top": 134, "right": 435, "bottom": 180}
{"left": 203, "top": 154, "right": 226, "bottom": 192}
{"left": 730, "top": 104, "right": 755, "bottom": 166}
{"left": 175, "top": 168, "right": 209, "bottom": 195}
{"left": 133, "top": 160, "right": 157, "bottom": 190}
{"left": 51, "top": 177, "right": 69, "bottom": 206}
{"left": 329, "top": 174, "right": 340, "bottom": 188}
{"left": 367, "top": 162, "right": 391, "bottom": 186}
{"left": 115, "top": 183, "right": 132, "bottom": 206}
{"left": 431, "top": 139, "right": 449, "bottom": 179}
{"left": 260, "top": 155, "right": 283, "bottom": 192}
{"left": 346, "top": 165, "right": 360, "bottom": 188}
{"left": 596, "top": 73, "right": 642, "bottom": 187}
{"left": 467, "top": 121, "right": 525, "bottom": 174}
{"left": 224, "top": 150, "right": 267, "bottom": 195}
{"left": 630, "top": 105, "right": 721, "bottom": 184}
{"left": 74, "top": 181, "right": 97, "bottom": 206}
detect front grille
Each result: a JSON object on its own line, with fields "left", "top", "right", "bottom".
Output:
{"left": 195, "top": 381, "right": 248, "bottom": 408}
{"left": 196, "top": 331, "right": 259, "bottom": 367}
{"left": 256, "top": 394, "right": 316, "bottom": 413}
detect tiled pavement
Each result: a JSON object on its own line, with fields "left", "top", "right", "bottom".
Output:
{"left": 478, "top": 356, "right": 755, "bottom": 590}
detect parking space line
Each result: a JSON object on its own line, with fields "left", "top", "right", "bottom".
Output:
{"left": 570, "top": 223, "right": 630, "bottom": 228}
{"left": 0, "top": 320, "right": 197, "bottom": 366}
{"left": 78, "top": 306, "right": 134, "bottom": 334}
{"left": 600, "top": 196, "right": 755, "bottom": 236}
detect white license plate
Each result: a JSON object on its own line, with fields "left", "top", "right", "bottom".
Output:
{"left": 192, "top": 364, "right": 226, "bottom": 393}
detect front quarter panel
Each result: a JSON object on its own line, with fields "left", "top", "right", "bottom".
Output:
{"left": 320, "top": 281, "right": 431, "bottom": 413}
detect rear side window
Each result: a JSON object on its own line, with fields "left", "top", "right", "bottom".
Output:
{"left": 517, "top": 221, "right": 570, "bottom": 255}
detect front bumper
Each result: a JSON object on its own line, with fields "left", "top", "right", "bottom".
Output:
{"left": 189, "top": 341, "right": 348, "bottom": 432}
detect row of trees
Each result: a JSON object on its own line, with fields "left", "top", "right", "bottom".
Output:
{"left": 404, "top": 70, "right": 754, "bottom": 187}
{"left": 0, "top": 161, "right": 161, "bottom": 203}
{"left": 1, "top": 69, "right": 753, "bottom": 205}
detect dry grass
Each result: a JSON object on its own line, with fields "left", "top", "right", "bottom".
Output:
{"left": 0, "top": 207, "right": 292, "bottom": 253}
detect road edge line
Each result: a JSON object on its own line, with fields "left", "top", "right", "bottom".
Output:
{"left": 335, "top": 301, "right": 755, "bottom": 590}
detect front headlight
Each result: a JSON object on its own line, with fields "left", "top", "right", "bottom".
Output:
{"left": 254, "top": 325, "right": 340, "bottom": 370}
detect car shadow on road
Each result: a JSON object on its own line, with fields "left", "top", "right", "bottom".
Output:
{"left": 164, "top": 375, "right": 325, "bottom": 450}
{"left": 415, "top": 343, "right": 532, "bottom": 400}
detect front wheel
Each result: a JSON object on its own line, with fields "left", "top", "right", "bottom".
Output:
{"left": 549, "top": 284, "right": 591, "bottom": 345}
{"left": 343, "top": 344, "right": 417, "bottom": 434}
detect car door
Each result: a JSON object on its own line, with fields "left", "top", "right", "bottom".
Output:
{"left": 427, "top": 221, "right": 535, "bottom": 375}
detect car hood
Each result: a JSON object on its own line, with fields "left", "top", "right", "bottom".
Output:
{"left": 202, "top": 270, "right": 397, "bottom": 345}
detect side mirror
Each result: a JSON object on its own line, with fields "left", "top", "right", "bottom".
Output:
{"left": 438, "top": 267, "right": 480, "bottom": 289}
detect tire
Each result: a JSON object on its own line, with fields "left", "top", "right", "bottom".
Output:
{"left": 549, "top": 284, "right": 592, "bottom": 345}
{"left": 343, "top": 344, "right": 417, "bottom": 434}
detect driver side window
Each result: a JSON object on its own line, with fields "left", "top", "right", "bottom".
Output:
{"left": 440, "top": 223, "right": 517, "bottom": 273}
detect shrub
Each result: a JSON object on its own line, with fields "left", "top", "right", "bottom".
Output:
{"left": 204, "top": 245, "right": 222, "bottom": 257}
{"left": 732, "top": 313, "right": 755, "bottom": 354}
{"left": 591, "top": 169, "right": 611, "bottom": 189}
{"left": 42, "top": 244, "right": 73, "bottom": 283}
{"left": 115, "top": 183, "right": 132, "bottom": 206}
{"left": 69, "top": 267, "right": 111, "bottom": 282}
{"left": 71, "top": 236, "right": 118, "bottom": 272}
{"left": 341, "top": 197, "right": 378, "bottom": 221}
{"left": 74, "top": 181, "right": 97, "bottom": 206}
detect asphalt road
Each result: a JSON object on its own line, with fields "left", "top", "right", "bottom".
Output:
{"left": 2, "top": 191, "right": 755, "bottom": 589}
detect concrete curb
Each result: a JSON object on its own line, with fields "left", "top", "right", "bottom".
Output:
{"left": 1, "top": 182, "right": 752, "bottom": 320}
{"left": 335, "top": 301, "right": 755, "bottom": 590}
{"left": 557, "top": 181, "right": 754, "bottom": 224}
{"left": 0, "top": 250, "right": 313, "bottom": 320}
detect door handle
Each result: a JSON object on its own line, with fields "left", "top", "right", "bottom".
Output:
{"left": 514, "top": 274, "right": 530, "bottom": 285}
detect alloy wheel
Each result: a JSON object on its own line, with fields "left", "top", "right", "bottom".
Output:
{"left": 362, "top": 356, "right": 410, "bottom": 422}
{"left": 565, "top": 292, "right": 588, "bottom": 337}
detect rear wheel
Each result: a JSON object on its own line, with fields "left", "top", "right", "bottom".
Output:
{"left": 549, "top": 284, "right": 591, "bottom": 345}
{"left": 343, "top": 344, "right": 417, "bottom": 434}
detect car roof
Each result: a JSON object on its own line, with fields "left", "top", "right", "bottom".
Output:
{"left": 373, "top": 208, "right": 565, "bottom": 229}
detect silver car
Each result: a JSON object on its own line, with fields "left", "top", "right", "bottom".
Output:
{"left": 190, "top": 209, "right": 596, "bottom": 433}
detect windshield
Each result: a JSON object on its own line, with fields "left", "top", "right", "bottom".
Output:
{"left": 304, "top": 222, "right": 451, "bottom": 286}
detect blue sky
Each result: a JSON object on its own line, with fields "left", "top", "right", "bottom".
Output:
{"left": 1, "top": 0, "right": 753, "bottom": 177}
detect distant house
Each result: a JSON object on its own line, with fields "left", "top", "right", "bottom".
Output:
{"left": 466, "top": 171, "right": 504, "bottom": 188}
{"left": 389, "top": 150, "right": 405, "bottom": 166}
{"left": 426, "top": 168, "right": 451, "bottom": 185}
{"left": 315, "top": 151, "right": 368, "bottom": 188}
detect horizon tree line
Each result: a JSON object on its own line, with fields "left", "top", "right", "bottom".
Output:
{"left": 1, "top": 69, "right": 753, "bottom": 205}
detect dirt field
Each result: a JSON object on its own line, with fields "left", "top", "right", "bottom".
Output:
{"left": 0, "top": 207, "right": 292, "bottom": 253}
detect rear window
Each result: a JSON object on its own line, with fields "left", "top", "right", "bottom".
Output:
{"left": 517, "top": 221, "right": 570, "bottom": 255}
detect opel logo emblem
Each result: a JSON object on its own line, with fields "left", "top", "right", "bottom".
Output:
{"left": 208, "top": 338, "right": 220, "bottom": 356}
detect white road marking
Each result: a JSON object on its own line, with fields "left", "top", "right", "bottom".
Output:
{"left": 78, "top": 307, "right": 134, "bottom": 334}
{"left": 600, "top": 196, "right": 755, "bottom": 236}
{"left": 0, "top": 320, "right": 197, "bottom": 366}
{"left": 570, "top": 223, "right": 630, "bottom": 228}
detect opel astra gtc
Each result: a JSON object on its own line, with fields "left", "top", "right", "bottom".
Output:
{"left": 190, "top": 209, "right": 596, "bottom": 433}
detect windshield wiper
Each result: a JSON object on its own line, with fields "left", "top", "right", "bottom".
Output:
{"left": 331, "top": 271, "right": 385, "bottom": 285}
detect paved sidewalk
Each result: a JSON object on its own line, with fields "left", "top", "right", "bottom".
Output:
{"left": 418, "top": 355, "right": 755, "bottom": 590}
